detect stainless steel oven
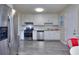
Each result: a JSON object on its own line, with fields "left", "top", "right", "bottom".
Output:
{"left": 24, "top": 22, "right": 34, "bottom": 40}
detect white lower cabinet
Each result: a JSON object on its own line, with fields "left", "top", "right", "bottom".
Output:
{"left": 33, "top": 30, "right": 60, "bottom": 40}
{"left": 33, "top": 31, "right": 37, "bottom": 40}
{"left": 20, "top": 31, "right": 24, "bottom": 40}
{"left": 44, "top": 31, "right": 60, "bottom": 40}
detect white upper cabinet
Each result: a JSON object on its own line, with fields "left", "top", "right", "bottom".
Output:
{"left": 21, "top": 14, "right": 59, "bottom": 25}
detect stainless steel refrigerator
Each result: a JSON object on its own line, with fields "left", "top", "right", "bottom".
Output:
{"left": 0, "top": 4, "right": 19, "bottom": 55}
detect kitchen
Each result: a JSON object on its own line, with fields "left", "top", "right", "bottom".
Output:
{"left": 19, "top": 14, "right": 60, "bottom": 41}
{"left": 13, "top": 4, "right": 79, "bottom": 55}
{"left": 1, "top": 4, "right": 78, "bottom": 55}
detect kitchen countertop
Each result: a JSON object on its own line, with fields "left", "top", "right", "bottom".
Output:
{"left": 33, "top": 29, "right": 60, "bottom": 31}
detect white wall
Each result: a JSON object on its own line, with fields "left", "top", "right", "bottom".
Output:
{"left": 59, "top": 5, "right": 79, "bottom": 44}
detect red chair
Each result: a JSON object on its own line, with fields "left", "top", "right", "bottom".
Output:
{"left": 67, "top": 37, "right": 79, "bottom": 48}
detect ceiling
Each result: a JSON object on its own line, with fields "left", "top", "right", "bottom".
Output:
{"left": 14, "top": 4, "right": 68, "bottom": 14}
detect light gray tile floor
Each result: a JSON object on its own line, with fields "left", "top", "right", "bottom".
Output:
{"left": 19, "top": 41, "right": 70, "bottom": 55}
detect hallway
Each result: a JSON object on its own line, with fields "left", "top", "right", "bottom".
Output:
{"left": 19, "top": 41, "right": 70, "bottom": 55}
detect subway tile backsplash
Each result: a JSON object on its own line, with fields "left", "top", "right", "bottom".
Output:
{"left": 34, "top": 25, "right": 59, "bottom": 30}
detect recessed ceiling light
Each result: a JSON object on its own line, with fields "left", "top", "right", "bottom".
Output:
{"left": 35, "top": 8, "right": 44, "bottom": 12}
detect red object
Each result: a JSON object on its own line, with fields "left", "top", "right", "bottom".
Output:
{"left": 67, "top": 37, "right": 79, "bottom": 48}
{"left": 71, "top": 37, "right": 78, "bottom": 46}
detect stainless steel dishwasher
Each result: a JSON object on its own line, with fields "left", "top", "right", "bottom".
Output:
{"left": 37, "top": 30, "right": 44, "bottom": 41}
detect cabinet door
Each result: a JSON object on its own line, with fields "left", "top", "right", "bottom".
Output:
{"left": 44, "top": 31, "right": 52, "bottom": 40}
{"left": 33, "top": 31, "right": 37, "bottom": 40}
{"left": 51, "top": 31, "right": 60, "bottom": 40}
{"left": 20, "top": 31, "right": 24, "bottom": 40}
{"left": 44, "top": 31, "right": 60, "bottom": 40}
